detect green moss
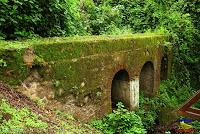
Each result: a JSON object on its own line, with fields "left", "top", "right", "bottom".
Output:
{"left": 0, "top": 34, "right": 168, "bottom": 64}
{"left": 0, "top": 33, "right": 166, "bottom": 48}
{"left": 33, "top": 55, "right": 47, "bottom": 67}
{"left": 0, "top": 49, "right": 30, "bottom": 85}
{"left": 0, "top": 34, "right": 169, "bottom": 100}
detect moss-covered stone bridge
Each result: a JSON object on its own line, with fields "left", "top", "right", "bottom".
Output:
{"left": 0, "top": 34, "right": 172, "bottom": 119}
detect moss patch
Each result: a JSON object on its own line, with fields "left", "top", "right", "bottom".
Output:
{"left": 0, "top": 34, "right": 170, "bottom": 103}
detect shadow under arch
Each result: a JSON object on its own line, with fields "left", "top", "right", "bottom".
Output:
{"left": 139, "top": 61, "right": 154, "bottom": 96}
{"left": 111, "top": 69, "right": 130, "bottom": 109}
{"left": 160, "top": 56, "right": 168, "bottom": 81}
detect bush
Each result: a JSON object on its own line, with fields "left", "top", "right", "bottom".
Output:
{"left": 136, "top": 79, "right": 196, "bottom": 130}
{"left": 0, "top": 0, "right": 86, "bottom": 39}
{"left": 91, "top": 102, "right": 146, "bottom": 134}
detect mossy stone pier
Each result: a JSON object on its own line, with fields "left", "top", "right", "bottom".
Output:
{"left": 0, "top": 34, "right": 172, "bottom": 119}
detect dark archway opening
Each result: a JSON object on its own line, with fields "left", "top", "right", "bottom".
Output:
{"left": 139, "top": 62, "right": 154, "bottom": 96}
{"left": 111, "top": 70, "right": 130, "bottom": 109}
{"left": 160, "top": 56, "right": 168, "bottom": 81}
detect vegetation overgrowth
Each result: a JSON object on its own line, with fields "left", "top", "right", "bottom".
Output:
{"left": 0, "top": 0, "right": 200, "bottom": 133}
{"left": 91, "top": 102, "right": 146, "bottom": 134}
{"left": 0, "top": 99, "right": 48, "bottom": 133}
{"left": 0, "top": 98, "right": 102, "bottom": 134}
{"left": 1, "top": 0, "right": 199, "bottom": 89}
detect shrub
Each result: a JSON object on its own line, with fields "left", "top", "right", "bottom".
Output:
{"left": 91, "top": 102, "right": 146, "bottom": 134}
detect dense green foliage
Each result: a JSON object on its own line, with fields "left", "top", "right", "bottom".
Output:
{"left": 91, "top": 102, "right": 146, "bottom": 134}
{"left": 0, "top": 0, "right": 200, "bottom": 133}
{"left": 0, "top": 0, "right": 86, "bottom": 39}
{"left": 136, "top": 80, "right": 195, "bottom": 130}
{"left": 0, "top": 98, "right": 102, "bottom": 133}
{"left": 0, "top": 99, "right": 47, "bottom": 133}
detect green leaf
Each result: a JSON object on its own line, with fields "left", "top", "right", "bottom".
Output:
{"left": 1, "top": 0, "right": 8, "bottom": 4}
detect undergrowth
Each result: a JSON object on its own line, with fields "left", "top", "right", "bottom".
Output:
{"left": 91, "top": 102, "right": 146, "bottom": 134}
{"left": 136, "top": 78, "right": 199, "bottom": 131}
{"left": 0, "top": 98, "right": 101, "bottom": 134}
{"left": 0, "top": 99, "right": 47, "bottom": 133}
{"left": 91, "top": 79, "right": 200, "bottom": 133}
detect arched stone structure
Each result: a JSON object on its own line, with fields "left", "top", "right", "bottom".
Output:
{"left": 160, "top": 56, "right": 168, "bottom": 81}
{"left": 111, "top": 70, "right": 130, "bottom": 108}
{"left": 111, "top": 69, "right": 140, "bottom": 110}
{"left": 0, "top": 34, "right": 171, "bottom": 120}
{"left": 139, "top": 61, "right": 154, "bottom": 96}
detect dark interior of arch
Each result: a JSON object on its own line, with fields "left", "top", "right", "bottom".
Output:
{"left": 139, "top": 62, "right": 154, "bottom": 96}
{"left": 160, "top": 56, "right": 168, "bottom": 81}
{"left": 111, "top": 70, "right": 130, "bottom": 109}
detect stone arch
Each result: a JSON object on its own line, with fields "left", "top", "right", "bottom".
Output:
{"left": 160, "top": 56, "right": 168, "bottom": 81}
{"left": 111, "top": 69, "right": 130, "bottom": 109}
{"left": 139, "top": 61, "right": 154, "bottom": 96}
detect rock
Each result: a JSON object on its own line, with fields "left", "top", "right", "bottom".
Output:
{"left": 81, "top": 82, "right": 85, "bottom": 87}
{"left": 83, "top": 96, "right": 89, "bottom": 104}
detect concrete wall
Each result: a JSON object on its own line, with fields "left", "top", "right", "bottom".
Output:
{"left": 0, "top": 34, "right": 172, "bottom": 119}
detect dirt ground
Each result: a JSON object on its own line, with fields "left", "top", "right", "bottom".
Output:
{"left": 0, "top": 81, "right": 101, "bottom": 133}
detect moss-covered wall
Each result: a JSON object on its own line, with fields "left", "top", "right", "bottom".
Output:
{"left": 0, "top": 33, "right": 171, "bottom": 118}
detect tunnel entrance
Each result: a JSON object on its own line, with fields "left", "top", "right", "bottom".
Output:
{"left": 160, "top": 56, "right": 168, "bottom": 81}
{"left": 111, "top": 70, "right": 130, "bottom": 109}
{"left": 139, "top": 62, "right": 154, "bottom": 96}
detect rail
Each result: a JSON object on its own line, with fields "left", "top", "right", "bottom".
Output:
{"left": 177, "top": 90, "right": 200, "bottom": 120}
